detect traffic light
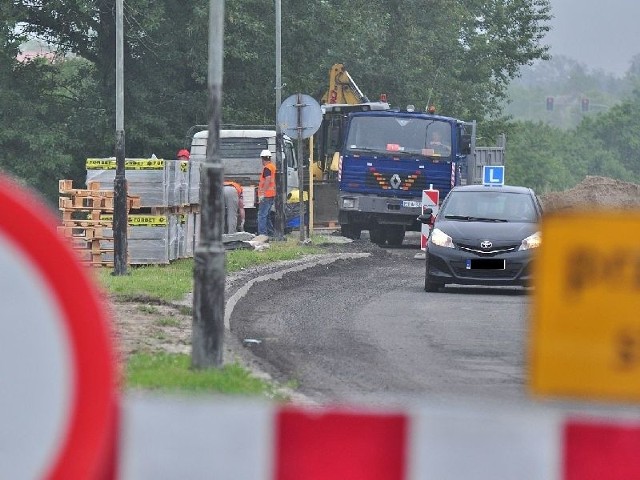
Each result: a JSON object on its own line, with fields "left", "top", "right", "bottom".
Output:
{"left": 581, "top": 98, "right": 590, "bottom": 112}
{"left": 546, "top": 96, "right": 554, "bottom": 111}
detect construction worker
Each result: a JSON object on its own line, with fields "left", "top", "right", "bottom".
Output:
{"left": 257, "top": 149, "right": 276, "bottom": 237}
{"left": 177, "top": 149, "right": 190, "bottom": 160}
{"left": 223, "top": 180, "right": 245, "bottom": 233}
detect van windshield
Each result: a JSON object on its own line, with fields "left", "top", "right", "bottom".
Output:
{"left": 220, "top": 138, "right": 269, "bottom": 158}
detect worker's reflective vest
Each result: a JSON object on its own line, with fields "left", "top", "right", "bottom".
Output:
{"left": 224, "top": 180, "right": 243, "bottom": 198}
{"left": 258, "top": 162, "right": 276, "bottom": 198}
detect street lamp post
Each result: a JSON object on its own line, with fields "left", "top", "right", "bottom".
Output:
{"left": 191, "top": 0, "right": 226, "bottom": 369}
{"left": 274, "top": 0, "right": 286, "bottom": 240}
{"left": 113, "top": 0, "right": 128, "bottom": 275}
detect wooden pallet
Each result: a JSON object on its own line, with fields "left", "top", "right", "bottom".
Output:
{"left": 57, "top": 225, "right": 108, "bottom": 240}
{"left": 59, "top": 179, "right": 141, "bottom": 210}
{"left": 58, "top": 179, "right": 140, "bottom": 267}
{"left": 312, "top": 220, "right": 339, "bottom": 229}
{"left": 59, "top": 195, "right": 141, "bottom": 211}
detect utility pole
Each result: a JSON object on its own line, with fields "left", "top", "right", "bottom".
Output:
{"left": 192, "top": 0, "right": 225, "bottom": 368}
{"left": 113, "top": 0, "right": 128, "bottom": 275}
{"left": 273, "top": 0, "right": 286, "bottom": 240}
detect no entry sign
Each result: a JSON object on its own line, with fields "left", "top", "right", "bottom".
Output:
{"left": 0, "top": 175, "right": 118, "bottom": 479}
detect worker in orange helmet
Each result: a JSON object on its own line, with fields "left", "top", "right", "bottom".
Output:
{"left": 177, "top": 149, "right": 190, "bottom": 160}
{"left": 223, "top": 180, "right": 245, "bottom": 233}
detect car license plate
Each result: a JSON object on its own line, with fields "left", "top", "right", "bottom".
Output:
{"left": 402, "top": 200, "right": 421, "bottom": 208}
{"left": 466, "top": 259, "right": 505, "bottom": 270}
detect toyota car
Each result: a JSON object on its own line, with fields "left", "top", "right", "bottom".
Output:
{"left": 418, "top": 185, "right": 542, "bottom": 291}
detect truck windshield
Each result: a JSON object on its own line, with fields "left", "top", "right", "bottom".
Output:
{"left": 345, "top": 116, "right": 452, "bottom": 158}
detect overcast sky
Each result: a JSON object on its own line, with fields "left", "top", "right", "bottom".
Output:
{"left": 545, "top": 0, "right": 640, "bottom": 76}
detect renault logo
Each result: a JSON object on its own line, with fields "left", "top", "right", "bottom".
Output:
{"left": 480, "top": 240, "right": 492, "bottom": 249}
{"left": 389, "top": 174, "right": 402, "bottom": 189}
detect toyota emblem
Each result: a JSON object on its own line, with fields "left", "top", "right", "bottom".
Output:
{"left": 480, "top": 240, "right": 492, "bottom": 249}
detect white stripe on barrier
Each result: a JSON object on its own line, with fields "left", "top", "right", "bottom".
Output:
{"left": 408, "top": 405, "right": 563, "bottom": 480}
{"left": 119, "top": 396, "right": 275, "bottom": 480}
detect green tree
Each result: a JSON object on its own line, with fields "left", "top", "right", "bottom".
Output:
{"left": 3, "top": 0, "right": 553, "bottom": 201}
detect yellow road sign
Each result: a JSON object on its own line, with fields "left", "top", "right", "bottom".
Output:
{"left": 529, "top": 210, "right": 640, "bottom": 402}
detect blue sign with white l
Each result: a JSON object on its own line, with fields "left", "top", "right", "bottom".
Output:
{"left": 483, "top": 165, "right": 505, "bottom": 186}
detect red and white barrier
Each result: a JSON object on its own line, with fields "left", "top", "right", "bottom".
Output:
{"left": 421, "top": 187, "right": 439, "bottom": 251}
{"left": 118, "top": 396, "right": 640, "bottom": 480}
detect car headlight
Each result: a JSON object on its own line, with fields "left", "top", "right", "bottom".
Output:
{"left": 519, "top": 231, "right": 541, "bottom": 250}
{"left": 430, "top": 228, "right": 454, "bottom": 248}
{"left": 342, "top": 198, "right": 356, "bottom": 209}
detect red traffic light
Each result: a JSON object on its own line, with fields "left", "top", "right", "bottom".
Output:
{"left": 581, "top": 98, "right": 589, "bottom": 112}
{"left": 546, "top": 97, "right": 554, "bottom": 111}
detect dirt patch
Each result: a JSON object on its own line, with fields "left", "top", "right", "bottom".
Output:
{"left": 105, "top": 299, "right": 192, "bottom": 363}
{"left": 539, "top": 176, "right": 640, "bottom": 212}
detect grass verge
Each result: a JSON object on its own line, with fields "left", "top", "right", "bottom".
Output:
{"left": 96, "top": 235, "right": 321, "bottom": 302}
{"left": 126, "top": 353, "right": 287, "bottom": 400}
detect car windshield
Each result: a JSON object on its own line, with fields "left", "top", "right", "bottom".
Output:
{"left": 440, "top": 190, "right": 538, "bottom": 222}
{"left": 345, "top": 116, "right": 452, "bottom": 158}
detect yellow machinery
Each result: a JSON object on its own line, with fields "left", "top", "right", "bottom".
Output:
{"left": 320, "top": 63, "right": 370, "bottom": 105}
{"left": 313, "top": 64, "right": 389, "bottom": 181}
{"left": 309, "top": 65, "right": 390, "bottom": 227}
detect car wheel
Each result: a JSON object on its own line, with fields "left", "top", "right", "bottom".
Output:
{"left": 369, "top": 227, "right": 386, "bottom": 245}
{"left": 424, "top": 255, "right": 442, "bottom": 292}
{"left": 385, "top": 226, "right": 405, "bottom": 246}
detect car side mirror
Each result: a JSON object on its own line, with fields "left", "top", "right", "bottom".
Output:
{"left": 417, "top": 210, "right": 433, "bottom": 225}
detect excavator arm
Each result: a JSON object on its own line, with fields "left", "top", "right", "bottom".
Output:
{"left": 321, "top": 63, "right": 370, "bottom": 105}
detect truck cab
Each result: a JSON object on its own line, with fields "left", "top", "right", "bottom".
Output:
{"left": 337, "top": 110, "right": 473, "bottom": 244}
{"left": 189, "top": 128, "right": 299, "bottom": 232}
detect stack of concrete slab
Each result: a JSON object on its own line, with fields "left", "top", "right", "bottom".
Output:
{"left": 85, "top": 158, "right": 190, "bottom": 208}
{"left": 85, "top": 158, "right": 201, "bottom": 265}
{"left": 188, "top": 160, "right": 202, "bottom": 204}
{"left": 98, "top": 214, "right": 192, "bottom": 265}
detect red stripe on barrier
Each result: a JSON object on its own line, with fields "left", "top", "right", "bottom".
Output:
{"left": 275, "top": 407, "right": 407, "bottom": 480}
{"left": 564, "top": 420, "right": 640, "bottom": 480}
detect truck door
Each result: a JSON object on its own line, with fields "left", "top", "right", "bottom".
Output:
{"left": 283, "top": 139, "right": 298, "bottom": 192}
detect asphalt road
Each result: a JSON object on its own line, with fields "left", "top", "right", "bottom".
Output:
{"left": 231, "top": 233, "right": 531, "bottom": 406}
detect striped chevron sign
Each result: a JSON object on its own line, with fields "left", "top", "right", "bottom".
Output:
{"left": 421, "top": 188, "right": 439, "bottom": 251}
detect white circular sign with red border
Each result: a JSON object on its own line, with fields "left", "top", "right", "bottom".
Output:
{"left": 0, "top": 175, "right": 118, "bottom": 479}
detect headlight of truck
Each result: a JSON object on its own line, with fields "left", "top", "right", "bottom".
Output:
{"left": 342, "top": 198, "right": 356, "bottom": 209}
{"left": 430, "top": 228, "right": 454, "bottom": 248}
{"left": 519, "top": 231, "right": 541, "bottom": 250}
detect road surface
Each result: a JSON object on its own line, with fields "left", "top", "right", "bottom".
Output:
{"left": 231, "top": 234, "right": 531, "bottom": 405}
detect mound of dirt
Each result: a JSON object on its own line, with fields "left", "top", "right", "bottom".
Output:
{"left": 539, "top": 176, "right": 640, "bottom": 212}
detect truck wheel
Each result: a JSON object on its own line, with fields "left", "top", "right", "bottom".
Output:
{"left": 385, "top": 226, "right": 405, "bottom": 246}
{"left": 369, "top": 227, "right": 386, "bottom": 245}
{"left": 340, "top": 224, "right": 361, "bottom": 240}
{"left": 424, "top": 255, "right": 443, "bottom": 292}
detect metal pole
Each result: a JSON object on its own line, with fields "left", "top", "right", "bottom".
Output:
{"left": 273, "top": 0, "right": 285, "bottom": 240}
{"left": 113, "top": 0, "right": 128, "bottom": 275}
{"left": 296, "top": 94, "right": 306, "bottom": 242}
{"left": 192, "top": 0, "right": 225, "bottom": 369}
{"left": 308, "top": 135, "right": 314, "bottom": 235}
